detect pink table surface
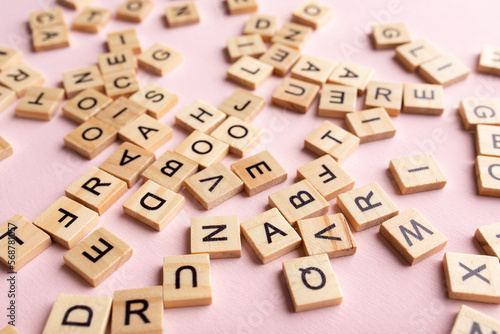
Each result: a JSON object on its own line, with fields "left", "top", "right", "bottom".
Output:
{"left": 1, "top": 0, "right": 500, "bottom": 333}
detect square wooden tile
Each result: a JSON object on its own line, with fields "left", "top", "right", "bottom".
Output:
{"left": 103, "top": 69, "right": 140, "bottom": 99}
{"left": 218, "top": 88, "right": 265, "bottom": 122}
{"left": 0, "top": 46, "right": 22, "bottom": 72}
{"left": 211, "top": 116, "right": 263, "bottom": 157}
{"left": 327, "top": 61, "right": 374, "bottom": 95}
{"left": 477, "top": 125, "right": 500, "bottom": 157}
{"left": 15, "top": 86, "right": 64, "bottom": 121}
{"left": 64, "top": 117, "right": 118, "bottom": 159}
{"left": 365, "top": 81, "right": 403, "bottom": 116}
{"left": 62, "top": 65, "right": 104, "bottom": 99}
{"left": 271, "top": 22, "right": 313, "bottom": 50}
{"left": 57, "top": 0, "right": 94, "bottom": 10}
{"left": 63, "top": 88, "right": 113, "bottom": 124}
{"left": 231, "top": 150, "right": 287, "bottom": 196}
{"left": 130, "top": 83, "right": 178, "bottom": 119}
{"left": 0, "top": 63, "right": 44, "bottom": 97}
{"left": 402, "top": 83, "right": 445, "bottom": 115}
{"left": 99, "top": 142, "right": 155, "bottom": 187}
{"left": 418, "top": 54, "right": 471, "bottom": 87}
{"left": 0, "top": 214, "right": 51, "bottom": 271}
{"left": 241, "top": 208, "right": 301, "bottom": 264}
{"left": 117, "top": 0, "right": 154, "bottom": 23}
{"left": 29, "top": 7, "right": 65, "bottom": 30}
{"left": 63, "top": 227, "right": 132, "bottom": 286}
{"left": 443, "top": 252, "right": 500, "bottom": 304}
{"left": 475, "top": 222, "right": 500, "bottom": 259}
{"left": 95, "top": 96, "right": 146, "bottom": 129}
{"left": 291, "top": 54, "right": 336, "bottom": 85}
{"left": 175, "top": 100, "right": 226, "bottom": 133}
{"left": 111, "top": 286, "right": 163, "bottom": 334}
{"left": 119, "top": 114, "right": 173, "bottom": 152}
{"left": 292, "top": 1, "right": 333, "bottom": 30}
{"left": 304, "top": 120, "right": 360, "bottom": 163}
{"left": 272, "top": 77, "right": 319, "bottom": 113}
{"left": 42, "top": 294, "right": 112, "bottom": 334}
{"left": 459, "top": 98, "right": 500, "bottom": 131}
{"left": 65, "top": 167, "right": 128, "bottom": 215}
{"left": 33, "top": 196, "right": 99, "bottom": 249}
{"left": 184, "top": 162, "right": 243, "bottom": 210}
{"left": 0, "top": 136, "right": 13, "bottom": 162}
{"left": 389, "top": 153, "right": 447, "bottom": 194}
{"left": 72, "top": 7, "right": 111, "bottom": 33}
{"left": 371, "top": 22, "right": 411, "bottom": 49}
{"left": 138, "top": 43, "right": 182, "bottom": 76}
{"left": 123, "top": 180, "right": 185, "bottom": 231}
{"left": 227, "top": 34, "right": 266, "bottom": 63}
{"left": 165, "top": 2, "right": 200, "bottom": 28}
{"left": 297, "top": 213, "right": 356, "bottom": 258}
{"left": 269, "top": 179, "right": 329, "bottom": 226}
{"left": 33, "top": 25, "right": 70, "bottom": 52}
{"left": 476, "top": 155, "right": 500, "bottom": 197}
{"left": 174, "top": 130, "right": 229, "bottom": 169}
{"left": 478, "top": 45, "right": 500, "bottom": 76}
{"left": 297, "top": 154, "right": 354, "bottom": 200}
{"left": 191, "top": 215, "right": 241, "bottom": 259}
{"left": 141, "top": 150, "right": 199, "bottom": 193}
{"left": 380, "top": 208, "right": 447, "bottom": 265}
{"left": 345, "top": 107, "right": 396, "bottom": 143}
{"left": 227, "top": 56, "right": 273, "bottom": 90}
{"left": 97, "top": 49, "right": 137, "bottom": 75}
{"left": 0, "top": 86, "right": 17, "bottom": 113}
{"left": 450, "top": 305, "right": 500, "bottom": 334}
{"left": 163, "top": 254, "right": 212, "bottom": 308}
{"left": 107, "top": 29, "right": 142, "bottom": 54}
{"left": 227, "top": 0, "right": 258, "bottom": 14}
{"left": 0, "top": 325, "right": 19, "bottom": 334}
{"left": 283, "top": 254, "right": 342, "bottom": 312}
{"left": 337, "top": 182, "right": 399, "bottom": 232}
{"left": 318, "top": 83, "right": 357, "bottom": 118}
{"left": 395, "top": 39, "right": 441, "bottom": 72}
{"left": 243, "top": 14, "right": 278, "bottom": 42}
{"left": 259, "top": 42, "right": 301, "bottom": 76}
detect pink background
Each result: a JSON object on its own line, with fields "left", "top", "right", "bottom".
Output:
{"left": 1, "top": 0, "right": 500, "bottom": 332}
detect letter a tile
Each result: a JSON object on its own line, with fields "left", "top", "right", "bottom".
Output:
{"left": 118, "top": 114, "right": 173, "bottom": 152}
{"left": 191, "top": 215, "right": 241, "bottom": 259}
{"left": 450, "top": 305, "right": 500, "bottom": 334}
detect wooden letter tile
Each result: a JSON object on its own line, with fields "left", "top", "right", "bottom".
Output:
{"left": 395, "top": 39, "right": 441, "bottom": 72}
{"left": 64, "top": 117, "right": 117, "bottom": 159}
{"left": 130, "top": 83, "right": 178, "bottom": 119}
{"left": 402, "top": 83, "right": 445, "bottom": 115}
{"left": 327, "top": 61, "right": 374, "bottom": 95}
{"left": 283, "top": 254, "right": 342, "bottom": 312}
{"left": 337, "top": 182, "right": 399, "bottom": 231}
{"left": 123, "top": 180, "right": 185, "bottom": 231}
{"left": 297, "top": 213, "right": 356, "bottom": 258}
{"left": 0, "top": 86, "right": 17, "bottom": 113}
{"left": 259, "top": 43, "right": 301, "bottom": 76}
{"left": 475, "top": 222, "right": 500, "bottom": 259}
{"left": 15, "top": 86, "right": 64, "bottom": 121}
{"left": 478, "top": 45, "right": 500, "bottom": 76}
{"left": 459, "top": 98, "right": 500, "bottom": 131}
{"left": 141, "top": 150, "right": 198, "bottom": 192}
{"left": 227, "top": 34, "right": 267, "bottom": 63}
{"left": 62, "top": 65, "right": 104, "bottom": 99}
{"left": 72, "top": 7, "right": 111, "bottom": 33}
{"left": 119, "top": 114, "right": 173, "bottom": 152}
{"left": 371, "top": 22, "right": 411, "bottom": 49}
{"left": 175, "top": 100, "right": 226, "bottom": 133}
{"left": 272, "top": 77, "right": 319, "bottom": 113}
{"left": 380, "top": 208, "right": 447, "bottom": 265}
{"left": 103, "top": 69, "right": 140, "bottom": 99}
{"left": 241, "top": 208, "right": 301, "bottom": 264}
{"left": 107, "top": 29, "right": 142, "bottom": 54}
{"left": 450, "top": 305, "right": 500, "bottom": 334}
{"left": 191, "top": 215, "right": 241, "bottom": 258}
{"left": 304, "top": 120, "right": 360, "bottom": 162}
{"left": 291, "top": 54, "right": 336, "bottom": 85}
{"left": 227, "top": 0, "right": 258, "bottom": 15}
{"left": 33, "top": 196, "right": 99, "bottom": 249}
{"left": 243, "top": 14, "right": 278, "bottom": 42}
{"left": 345, "top": 107, "right": 396, "bottom": 143}
{"left": 389, "top": 153, "right": 447, "bottom": 194}
{"left": 271, "top": 22, "right": 312, "bottom": 50}
{"left": 318, "top": 84, "right": 357, "bottom": 118}
{"left": 0, "top": 136, "right": 13, "bottom": 162}
{"left": 138, "top": 43, "right": 182, "bottom": 76}
{"left": 29, "top": 7, "right": 65, "bottom": 31}
{"left": 418, "top": 54, "right": 471, "bottom": 87}
{"left": 269, "top": 179, "right": 329, "bottom": 226}
{"left": 0, "top": 325, "right": 19, "bottom": 334}
{"left": 475, "top": 155, "right": 500, "bottom": 197}
{"left": 111, "top": 286, "right": 163, "bottom": 334}
{"left": 218, "top": 88, "right": 265, "bottom": 122}
{"left": 117, "top": 0, "right": 154, "bottom": 23}
{"left": 99, "top": 142, "right": 155, "bottom": 187}
{"left": 98, "top": 49, "right": 137, "bottom": 75}
{"left": 63, "top": 227, "right": 132, "bottom": 286}
{"left": 297, "top": 155, "right": 354, "bottom": 200}
{"left": 477, "top": 125, "right": 500, "bottom": 158}
{"left": 33, "top": 25, "right": 71, "bottom": 52}
{"left": 42, "top": 294, "right": 112, "bottom": 334}
{"left": 443, "top": 252, "right": 500, "bottom": 303}
{"left": 57, "top": 0, "right": 94, "bottom": 10}
{"left": 0, "top": 47, "right": 22, "bottom": 73}
{"left": 227, "top": 56, "right": 273, "bottom": 90}
{"left": 95, "top": 96, "right": 146, "bottom": 130}
{"left": 65, "top": 167, "right": 128, "bottom": 215}
{"left": 0, "top": 63, "right": 44, "bottom": 97}
{"left": 63, "top": 88, "right": 113, "bottom": 124}
{"left": 184, "top": 162, "right": 243, "bottom": 210}
{"left": 292, "top": 1, "right": 333, "bottom": 30}
{"left": 364, "top": 81, "right": 403, "bottom": 116}
{"left": 174, "top": 130, "right": 229, "bottom": 169}
{"left": 211, "top": 116, "right": 263, "bottom": 157}
{"left": 0, "top": 214, "right": 51, "bottom": 271}
{"left": 165, "top": 2, "right": 200, "bottom": 28}
{"left": 163, "top": 254, "right": 212, "bottom": 308}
